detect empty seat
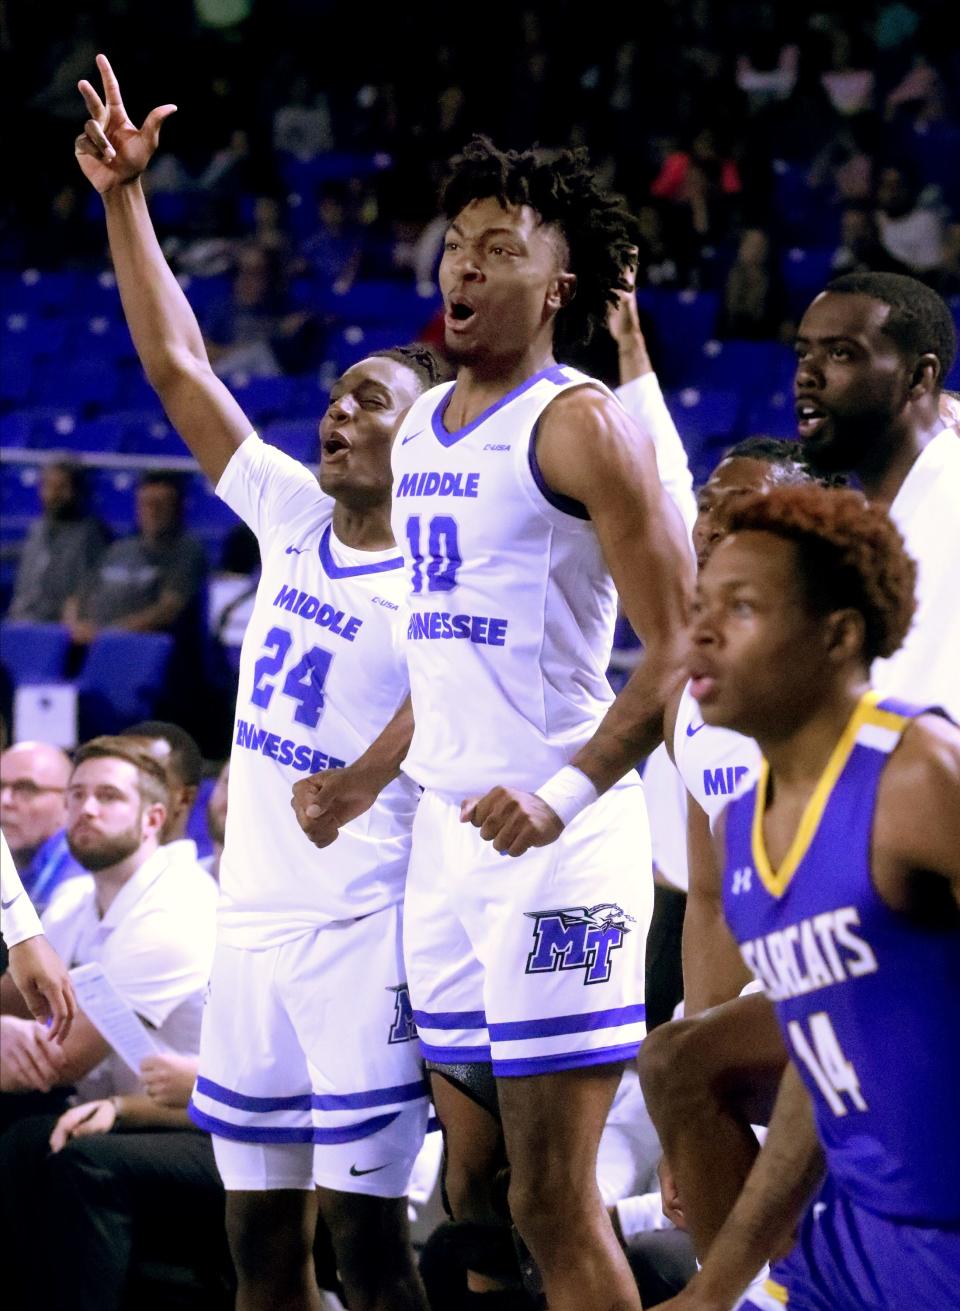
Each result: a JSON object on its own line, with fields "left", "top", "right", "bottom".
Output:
{"left": 741, "top": 389, "right": 799, "bottom": 440}
{"left": 0, "top": 622, "right": 72, "bottom": 685}
{"left": 260, "top": 417, "right": 319, "bottom": 465}
{"left": 77, "top": 631, "right": 174, "bottom": 736}
{"left": 0, "top": 407, "right": 81, "bottom": 449}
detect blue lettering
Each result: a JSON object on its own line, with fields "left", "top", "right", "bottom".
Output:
{"left": 428, "top": 612, "right": 442, "bottom": 639}
{"left": 341, "top": 616, "right": 362, "bottom": 642}
{"left": 395, "top": 471, "right": 479, "bottom": 499}
{"left": 423, "top": 472, "right": 441, "bottom": 495}
{"left": 263, "top": 733, "right": 281, "bottom": 760}
{"left": 704, "top": 767, "right": 728, "bottom": 797}
{"left": 388, "top": 985, "right": 418, "bottom": 1044}
{"left": 439, "top": 472, "right": 457, "bottom": 497}
{"left": 397, "top": 472, "right": 418, "bottom": 497}
{"left": 299, "top": 596, "right": 319, "bottom": 620}
{"left": 310, "top": 749, "right": 329, "bottom": 773}
{"left": 470, "top": 615, "right": 489, "bottom": 643}
{"left": 274, "top": 584, "right": 298, "bottom": 611}
{"left": 278, "top": 739, "right": 294, "bottom": 766}
{"left": 487, "top": 617, "right": 508, "bottom": 647}
{"left": 452, "top": 614, "right": 471, "bottom": 638}
{"left": 292, "top": 745, "right": 313, "bottom": 771}
{"left": 465, "top": 472, "right": 480, "bottom": 497}
{"left": 527, "top": 918, "right": 589, "bottom": 972}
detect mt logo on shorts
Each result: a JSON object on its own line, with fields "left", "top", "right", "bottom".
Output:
{"left": 524, "top": 903, "right": 635, "bottom": 985}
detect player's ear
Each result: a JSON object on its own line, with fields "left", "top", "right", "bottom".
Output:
{"left": 824, "top": 608, "right": 866, "bottom": 665}
{"left": 547, "top": 272, "right": 577, "bottom": 314}
{"left": 909, "top": 352, "right": 939, "bottom": 399}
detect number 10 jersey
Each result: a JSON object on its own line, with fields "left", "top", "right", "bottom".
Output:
{"left": 215, "top": 434, "right": 418, "bottom": 948}
{"left": 391, "top": 365, "right": 624, "bottom": 796}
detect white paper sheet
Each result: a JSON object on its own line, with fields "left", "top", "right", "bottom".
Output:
{"left": 69, "top": 961, "right": 158, "bottom": 1075}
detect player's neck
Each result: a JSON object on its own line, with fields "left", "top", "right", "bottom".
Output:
{"left": 331, "top": 501, "right": 396, "bottom": 551}
{"left": 858, "top": 407, "right": 941, "bottom": 505}
{"left": 446, "top": 345, "right": 557, "bottom": 429}
{"left": 758, "top": 680, "right": 869, "bottom": 795}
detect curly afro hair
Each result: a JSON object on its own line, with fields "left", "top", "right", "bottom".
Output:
{"left": 722, "top": 483, "right": 917, "bottom": 663}
{"left": 441, "top": 136, "right": 638, "bottom": 352}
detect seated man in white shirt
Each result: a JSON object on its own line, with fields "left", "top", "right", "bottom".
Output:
{"left": 0, "top": 736, "right": 219, "bottom": 1310}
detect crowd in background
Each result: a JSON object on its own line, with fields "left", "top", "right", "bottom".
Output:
{"left": 6, "top": 0, "right": 960, "bottom": 362}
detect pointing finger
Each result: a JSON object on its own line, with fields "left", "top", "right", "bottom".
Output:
{"left": 78, "top": 79, "right": 107, "bottom": 125}
{"left": 96, "top": 53, "right": 126, "bottom": 112}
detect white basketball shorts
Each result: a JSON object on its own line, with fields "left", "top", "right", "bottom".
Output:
{"left": 404, "top": 783, "right": 653, "bottom": 1076}
{"left": 189, "top": 901, "right": 429, "bottom": 1197}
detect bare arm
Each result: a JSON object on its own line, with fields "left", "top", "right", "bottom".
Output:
{"left": 683, "top": 805, "right": 751, "bottom": 1015}
{"left": 541, "top": 387, "right": 693, "bottom": 790}
{"left": 292, "top": 695, "right": 414, "bottom": 847}
{"left": 75, "top": 55, "right": 252, "bottom": 484}
{"left": 663, "top": 1063, "right": 824, "bottom": 1311}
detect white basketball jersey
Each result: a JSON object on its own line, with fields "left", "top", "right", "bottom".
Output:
{"left": 673, "top": 680, "right": 760, "bottom": 825}
{"left": 391, "top": 364, "right": 630, "bottom": 795}
{"left": 215, "top": 435, "right": 418, "bottom": 948}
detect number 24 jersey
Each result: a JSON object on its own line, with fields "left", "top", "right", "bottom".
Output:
{"left": 216, "top": 434, "right": 418, "bottom": 948}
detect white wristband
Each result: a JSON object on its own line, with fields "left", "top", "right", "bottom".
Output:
{"left": 534, "top": 765, "right": 599, "bottom": 828}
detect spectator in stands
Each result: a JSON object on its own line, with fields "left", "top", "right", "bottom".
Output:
{"left": 63, "top": 471, "right": 206, "bottom": 645}
{"left": 299, "top": 183, "right": 363, "bottom": 291}
{"left": 0, "top": 735, "right": 220, "bottom": 1310}
{"left": 650, "top": 129, "right": 741, "bottom": 269}
{"left": 717, "top": 228, "right": 790, "bottom": 341}
{"left": 874, "top": 162, "right": 946, "bottom": 274}
{"left": 0, "top": 741, "right": 85, "bottom": 914}
{"left": 204, "top": 241, "right": 318, "bottom": 377}
{"left": 831, "top": 204, "right": 906, "bottom": 275}
{"left": 8, "top": 461, "right": 107, "bottom": 624}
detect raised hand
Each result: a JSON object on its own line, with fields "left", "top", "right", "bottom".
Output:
{"left": 75, "top": 53, "right": 176, "bottom": 193}
{"left": 606, "top": 246, "right": 643, "bottom": 345}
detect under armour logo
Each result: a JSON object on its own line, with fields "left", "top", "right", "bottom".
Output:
{"left": 731, "top": 867, "right": 753, "bottom": 895}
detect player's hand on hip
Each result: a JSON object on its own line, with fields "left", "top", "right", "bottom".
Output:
{"left": 75, "top": 53, "right": 176, "bottom": 193}
{"left": 291, "top": 766, "right": 380, "bottom": 849}
{"left": 460, "top": 787, "right": 564, "bottom": 857}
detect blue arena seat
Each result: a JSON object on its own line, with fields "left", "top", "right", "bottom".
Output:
{"left": 260, "top": 418, "right": 318, "bottom": 465}
{"left": 2, "top": 312, "right": 69, "bottom": 361}
{"left": 741, "top": 388, "right": 800, "bottom": 440}
{"left": 121, "top": 414, "right": 188, "bottom": 458}
{"left": 665, "top": 387, "right": 743, "bottom": 484}
{"left": 183, "top": 474, "right": 239, "bottom": 546}
{"left": 77, "top": 631, "right": 175, "bottom": 736}
{"left": 90, "top": 468, "right": 138, "bottom": 534}
{"left": 34, "top": 358, "right": 124, "bottom": 410}
{"left": 225, "top": 373, "right": 305, "bottom": 424}
{"left": 0, "top": 407, "right": 81, "bottom": 449}
{"left": 0, "top": 270, "right": 81, "bottom": 314}
{"left": 0, "top": 462, "right": 41, "bottom": 519}
{"left": 0, "top": 622, "right": 72, "bottom": 684}
{"left": 637, "top": 289, "right": 721, "bottom": 357}
{"left": 0, "top": 348, "right": 38, "bottom": 407}
{"left": 687, "top": 339, "right": 796, "bottom": 392}
{"left": 781, "top": 247, "right": 837, "bottom": 318}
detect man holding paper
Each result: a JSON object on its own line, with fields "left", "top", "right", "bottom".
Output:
{"left": 0, "top": 736, "right": 219, "bottom": 1310}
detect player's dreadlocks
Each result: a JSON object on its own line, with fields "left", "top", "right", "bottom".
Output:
{"left": 442, "top": 136, "right": 638, "bottom": 352}
{"left": 372, "top": 344, "right": 450, "bottom": 391}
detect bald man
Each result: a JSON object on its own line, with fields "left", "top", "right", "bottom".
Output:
{"left": 0, "top": 743, "right": 87, "bottom": 915}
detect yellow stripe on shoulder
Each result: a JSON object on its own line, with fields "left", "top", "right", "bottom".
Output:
{"left": 763, "top": 1276, "right": 790, "bottom": 1304}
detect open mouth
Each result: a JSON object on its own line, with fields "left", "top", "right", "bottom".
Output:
{"left": 322, "top": 433, "right": 351, "bottom": 459}
{"left": 446, "top": 299, "right": 477, "bottom": 328}
{"left": 795, "top": 400, "right": 828, "bottom": 439}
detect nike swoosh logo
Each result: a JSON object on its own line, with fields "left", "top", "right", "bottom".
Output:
{"left": 401, "top": 429, "right": 423, "bottom": 446}
{"left": 285, "top": 545, "right": 306, "bottom": 555}
{"left": 349, "top": 1162, "right": 389, "bottom": 1177}
{"left": 686, "top": 721, "right": 706, "bottom": 737}
{"left": 1, "top": 893, "right": 23, "bottom": 911}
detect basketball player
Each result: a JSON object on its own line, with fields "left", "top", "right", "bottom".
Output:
{"left": 640, "top": 270, "right": 960, "bottom": 1260}
{"left": 75, "top": 54, "right": 443, "bottom": 1311}
{"left": 297, "top": 138, "right": 693, "bottom": 1310}
{"left": 658, "top": 482, "right": 960, "bottom": 1310}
